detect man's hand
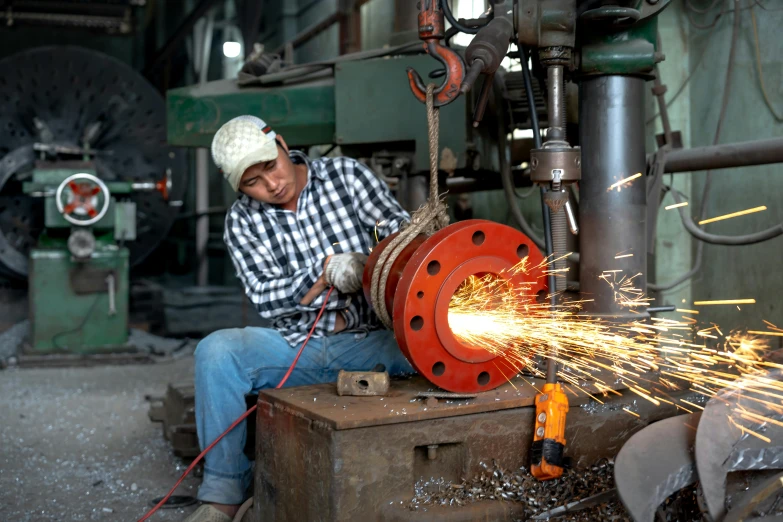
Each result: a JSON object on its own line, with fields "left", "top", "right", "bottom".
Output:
{"left": 299, "top": 274, "right": 328, "bottom": 306}
{"left": 324, "top": 253, "right": 367, "bottom": 293}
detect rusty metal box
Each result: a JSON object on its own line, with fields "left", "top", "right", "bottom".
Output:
{"left": 254, "top": 375, "right": 677, "bottom": 521}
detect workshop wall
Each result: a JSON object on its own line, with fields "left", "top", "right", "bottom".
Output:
{"left": 688, "top": 3, "right": 783, "bottom": 334}
{"left": 647, "top": 2, "right": 693, "bottom": 310}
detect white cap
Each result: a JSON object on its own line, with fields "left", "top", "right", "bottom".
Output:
{"left": 211, "top": 115, "right": 279, "bottom": 191}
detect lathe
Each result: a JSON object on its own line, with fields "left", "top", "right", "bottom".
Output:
{"left": 0, "top": 46, "right": 186, "bottom": 356}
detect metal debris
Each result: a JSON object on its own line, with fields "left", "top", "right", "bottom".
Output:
{"left": 415, "top": 392, "right": 479, "bottom": 400}
{"left": 409, "top": 459, "right": 631, "bottom": 521}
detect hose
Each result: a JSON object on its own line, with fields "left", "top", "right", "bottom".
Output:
{"left": 649, "top": 0, "right": 777, "bottom": 293}
{"left": 440, "top": 0, "right": 491, "bottom": 35}
{"left": 499, "top": 118, "right": 546, "bottom": 250}
{"left": 672, "top": 0, "right": 781, "bottom": 246}
{"left": 669, "top": 189, "right": 783, "bottom": 245}
{"left": 499, "top": 46, "right": 546, "bottom": 250}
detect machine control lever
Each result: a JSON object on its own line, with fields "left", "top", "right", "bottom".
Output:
{"left": 106, "top": 274, "right": 116, "bottom": 316}
{"left": 565, "top": 200, "right": 578, "bottom": 235}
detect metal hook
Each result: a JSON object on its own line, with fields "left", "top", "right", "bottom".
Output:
{"left": 405, "top": 0, "right": 466, "bottom": 107}
{"left": 406, "top": 42, "right": 466, "bottom": 107}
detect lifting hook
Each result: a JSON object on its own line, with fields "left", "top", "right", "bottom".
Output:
{"left": 406, "top": 0, "right": 466, "bottom": 107}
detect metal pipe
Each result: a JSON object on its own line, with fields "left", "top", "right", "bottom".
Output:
{"left": 272, "top": 11, "right": 342, "bottom": 55}
{"left": 143, "top": 0, "right": 222, "bottom": 78}
{"left": 547, "top": 66, "right": 566, "bottom": 139}
{"left": 195, "top": 12, "right": 214, "bottom": 286}
{"left": 579, "top": 76, "right": 647, "bottom": 320}
{"left": 651, "top": 69, "right": 673, "bottom": 147}
{"left": 196, "top": 149, "right": 210, "bottom": 286}
{"left": 663, "top": 137, "right": 783, "bottom": 173}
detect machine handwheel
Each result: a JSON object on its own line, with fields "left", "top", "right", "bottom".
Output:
{"left": 393, "top": 220, "right": 548, "bottom": 393}
{"left": 55, "top": 173, "right": 111, "bottom": 227}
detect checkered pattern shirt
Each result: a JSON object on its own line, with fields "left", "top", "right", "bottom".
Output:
{"left": 224, "top": 151, "right": 410, "bottom": 347}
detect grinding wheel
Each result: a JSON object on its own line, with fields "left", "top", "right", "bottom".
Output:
{"left": 0, "top": 46, "right": 186, "bottom": 278}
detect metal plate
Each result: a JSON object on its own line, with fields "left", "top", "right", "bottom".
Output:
{"left": 614, "top": 412, "right": 701, "bottom": 522}
{"left": 334, "top": 56, "right": 469, "bottom": 172}
{"left": 0, "top": 46, "right": 186, "bottom": 278}
{"left": 696, "top": 370, "right": 783, "bottom": 522}
{"left": 260, "top": 368, "right": 643, "bottom": 431}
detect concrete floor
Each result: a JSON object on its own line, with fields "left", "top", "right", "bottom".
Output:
{"left": 0, "top": 358, "right": 203, "bottom": 521}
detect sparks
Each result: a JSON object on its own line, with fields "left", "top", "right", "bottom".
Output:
{"left": 677, "top": 309, "right": 699, "bottom": 314}
{"left": 623, "top": 408, "right": 640, "bottom": 418}
{"left": 694, "top": 299, "right": 756, "bottom": 306}
{"left": 698, "top": 205, "right": 767, "bottom": 225}
{"left": 614, "top": 253, "right": 634, "bottom": 259}
{"left": 748, "top": 330, "right": 783, "bottom": 337}
{"left": 608, "top": 173, "right": 642, "bottom": 192}
{"left": 665, "top": 202, "right": 689, "bottom": 210}
{"left": 444, "top": 258, "right": 782, "bottom": 445}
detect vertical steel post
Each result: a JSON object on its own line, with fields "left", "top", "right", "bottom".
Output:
{"left": 578, "top": 76, "right": 648, "bottom": 319}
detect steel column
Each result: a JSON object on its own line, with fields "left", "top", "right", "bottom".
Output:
{"left": 579, "top": 76, "right": 647, "bottom": 319}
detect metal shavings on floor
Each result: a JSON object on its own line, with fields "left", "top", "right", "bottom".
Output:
{"left": 408, "top": 459, "right": 629, "bottom": 521}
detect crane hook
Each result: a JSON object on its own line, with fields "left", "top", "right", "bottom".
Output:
{"left": 405, "top": 0, "right": 466, "bottom": 107}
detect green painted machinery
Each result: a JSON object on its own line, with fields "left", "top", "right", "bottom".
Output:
{"left": 167, "top": 54, "right": 535, "bottom": 181}
{"left": 23, "top": 156, "right": 170, "bottom": 353}
{"left": 0, "top": 46, "right": 187, "bottom": 356}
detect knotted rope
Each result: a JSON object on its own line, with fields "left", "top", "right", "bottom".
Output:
{"left": 370, "top": 84, "right": 450, "bottom": 329}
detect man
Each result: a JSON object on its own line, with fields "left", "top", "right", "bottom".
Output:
{"left": 184, "top": 115, "right": 414, "bottom": 522}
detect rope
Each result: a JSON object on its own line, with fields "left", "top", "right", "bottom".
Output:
{"left": 370, "top": 84, "right": 450, "bottom": 328}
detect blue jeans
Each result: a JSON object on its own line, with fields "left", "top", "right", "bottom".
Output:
{"left": 194, "top": 327, "right": 413, "bottom": 505}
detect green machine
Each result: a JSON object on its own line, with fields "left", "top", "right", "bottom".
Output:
{"left": 167, "top": 53, "right": 543, "bottom": 210}
{"left": 23, "top": 152, "right": 171, "bottom": 353}
{"left": 0, "top": 46, "right": 187, "bottom": 356}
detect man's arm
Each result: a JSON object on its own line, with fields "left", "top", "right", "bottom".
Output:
{"left": 339, "top": 158, "right": 411, "bottom": 240}
{"left": 225, "top": 211, "right": 345, "bottom": 318}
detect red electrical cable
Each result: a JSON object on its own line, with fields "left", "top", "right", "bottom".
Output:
{"left": 137, "top": 287, "right": 335, "bottom": 522}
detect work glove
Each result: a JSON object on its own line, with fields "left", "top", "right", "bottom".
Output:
{"left": 324, "top": 253, "right": 368, "bottom": 293}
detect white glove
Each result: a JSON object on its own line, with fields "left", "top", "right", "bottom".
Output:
{"left": 324, "top": 253, "right": 367, "bottom": 293}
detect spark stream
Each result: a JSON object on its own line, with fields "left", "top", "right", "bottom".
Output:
{"left": 447, "top": 258, "right": 783, "bottom": 431}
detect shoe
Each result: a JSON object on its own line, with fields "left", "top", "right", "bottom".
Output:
{"left": 235, "top": 498, "right": 254, "bottom": 522}
{"left": 182, "top": 504, "right": 233, "bottom": 522}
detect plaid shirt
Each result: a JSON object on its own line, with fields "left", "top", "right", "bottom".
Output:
{"left": 224, "top": 151, "right": 410, "bottom": 347}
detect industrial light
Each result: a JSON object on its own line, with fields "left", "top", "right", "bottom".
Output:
{"left": 223, "top": 41, "right": 241, "bottom": 58}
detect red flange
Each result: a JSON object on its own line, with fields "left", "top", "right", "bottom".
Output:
{"left": 364, "top": 220, "right": 547, "bottom": 393}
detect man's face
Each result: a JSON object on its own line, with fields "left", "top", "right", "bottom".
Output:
{"left": 239, "top": 140, "right": 297, "bottom": 206}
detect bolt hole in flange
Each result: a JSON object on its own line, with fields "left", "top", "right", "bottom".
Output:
{"left": 427, "top": 260, "right": 440, "bottom": 276}
{"left": 432, "top": 362, "right": 446, "bottom": 376}
{"left": 477, "top": 372, "right": 490, "bottom": 386}
{"left": 417, "top": 291, "right": 424, "bottom": 299}
{"left": 472, "top": 230, "right": 485, "bottom": 246}
{"left": 410, "top": 316, "right": 424, "bottom": 331}
{"left": 517, "top": 244, "right": 529, "bottom": 259}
